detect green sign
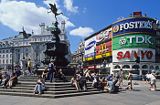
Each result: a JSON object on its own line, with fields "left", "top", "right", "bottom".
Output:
{"left": 112, "top": 34, "right": 155, "bottom": 50}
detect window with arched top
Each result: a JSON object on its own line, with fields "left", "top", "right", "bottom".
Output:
{"left": 142, "top": 65, "right": 148, "bottom": 69}
{"left": 122, "top": 65, "right": 130, "bottom": 69}
{"left": 150, "top": 65, "right": 154, "bottom": 70}
{"left": 155, "top": 66, "right": 159, "bottom": 70}
{"left": 132, "top": 65, "right": 140, "bottom": 69}
{"left": 114, "top": 65, "right": 121, "bottom": 69}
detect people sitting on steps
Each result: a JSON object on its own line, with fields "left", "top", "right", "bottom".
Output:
{"left": 78, "top": 72, "right": 87, "bottom": 91}
{"left": 56, "top": 68, "right": 67, "bottom": 82}
{"left": 92, "top": 72, "right": 100, "bottom": 89}
{"left": 104, "top": 73, "right": 119, "bottom": 93}
{"left": 71, "top": 74, "right": 80, "bottom": 91}
{"left": 0, "top": 71, "right": 10, "bottom": 88}
{"left": 6, "top": 72, "right": 18, "bottom": 88}
{"left": 34, "top": 77, "right": 46, "bottom": 95}
{"left": 41, "top": 67, "right": 48, "bottom": 82}
{"left": 84, "top": 69, "right": 93, "bottom": 82}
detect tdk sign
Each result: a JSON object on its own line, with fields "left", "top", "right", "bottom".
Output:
{"left": 85, "top": 40, "right": 96, "bottom": 50}
{"left": 112, "top": 17, "right": 156, "bottom": 36}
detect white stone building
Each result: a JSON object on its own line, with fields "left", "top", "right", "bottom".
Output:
{"left": 0, "top": 22, "right": 71, "bottom": 71}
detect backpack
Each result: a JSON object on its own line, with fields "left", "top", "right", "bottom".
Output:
{"left": 48, "top": 63, "right": 55, "bottom": 72}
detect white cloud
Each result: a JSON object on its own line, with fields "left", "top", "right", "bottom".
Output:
{"left": 64, "top": 0, "right": 78, "bottom": 13}
{"left": 70, "top": 27, "right": 94, "bottom": 37}
{"left": 0, "top": 0, "right": 14, "bottom": 3}
{"left": 0, "top": 1, "right": 75, "bottom": 34}
{"left": 43, "top": 0, "right": 59, "bottom": 7}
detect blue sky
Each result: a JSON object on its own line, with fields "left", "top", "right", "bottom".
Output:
{"left": 0, "top": 0, "right": 160, "bottom": 53}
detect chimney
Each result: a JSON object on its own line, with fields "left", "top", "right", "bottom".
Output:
{"left": 39, "top": 23, "right": 45, "bottom": 34}
{"left": 61, "top": 21, "right": 65, "bottom": 34}
{"left": 133, "top": 11, "right": 142, "bottom": 17}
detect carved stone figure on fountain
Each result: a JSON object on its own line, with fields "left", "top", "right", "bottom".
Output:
{"left": 42, "top": 3, "right": 70, "bottom": 68}
{"left": 48, "top": 3, "right": 63, "bottom": 21}
{"left": 50, "top": 21, "right": 60, "bottom": 43}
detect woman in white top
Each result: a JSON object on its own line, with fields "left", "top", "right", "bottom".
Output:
{"left": 147, "top": 71, "right": 156, "bottom": 91}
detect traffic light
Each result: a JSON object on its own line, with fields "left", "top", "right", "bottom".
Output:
{"left": 135, "top": 56, "right": 140, "bottom": 63}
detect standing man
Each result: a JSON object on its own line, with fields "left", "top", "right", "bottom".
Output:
{"left": 126, "top": 71, "right": 133, "bottom": 90}
{"left": 27, "top": 59, "right": 32, "bottom": 75}
{"left": 48, "top": 60, "right": 55, "bottom": 82}
{"left": 20, "top": 57, "right": 27, "bottom": 75}
{"left": 118, "top": 69, "right": 124, "bottom": 87}
{"left": 147, "top": 70, "right": 157, "bottom": 91}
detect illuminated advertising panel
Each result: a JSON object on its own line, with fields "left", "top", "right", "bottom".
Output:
{"left": 96, "top": 28, "right": 112, "bottom": 44}
{"left": 112, "top": 17, "right": 156, "bottom": 36}
{"left": 96, "top": 41, "right": 112, "bottom": 56}
{"left": 112, "top": 34, "right": 155, "bottom": 50}
{"left": 84, "top": 36, "right": 96, "bottom": 58}
{"left": 112, "top": 48, "right": 155, "bottom": 62}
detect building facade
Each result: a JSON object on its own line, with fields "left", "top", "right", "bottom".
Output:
{"left": 0, "top": 22, "right": 71, "bottom": 71}
{"left": 84, "top": 12, "right": 160, "bottom": 75}
{"left": 72, "top": 41, "right": 85, "bottom": 67}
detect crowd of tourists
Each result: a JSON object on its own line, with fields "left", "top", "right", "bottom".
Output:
{"left": 70, "top": 68, "right": 158, "bottom": 93}
{"left": 0, "top": 58, "right": 158, "bottom": 95}
{"left": 33, "top": 60, "right": 67, "bottom": 95}
{"left": 0, "top": 67, "right": 21, "bottom": 88}
{"left": 70, "top": 69, "right": 121, "bottom": 93}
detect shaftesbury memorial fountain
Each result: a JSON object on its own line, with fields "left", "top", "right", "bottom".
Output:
{"left": 42, "top": 3, "right": 70, "bottom": 68}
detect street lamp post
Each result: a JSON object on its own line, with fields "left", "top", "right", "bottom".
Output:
{"left": 94, "top": 47, "right": 96, "bottom": 71}
{"left": 10, "top": 42, "right": 14, "bottom": 73}
{"left": 81, "top": 52, "right": 83, "bottom": 69}
{"left": 135, "top": 56, "right": 140, "bottom": 70}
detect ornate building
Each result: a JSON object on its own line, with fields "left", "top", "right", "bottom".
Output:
{"left": 0, "top": 22, "right": 71, "bottom": 70}
{"left": 84, "top": 12, "right": 160, "bottom": 75}
{"left": 72, "top": 41, "right": 85, "bottom": 67}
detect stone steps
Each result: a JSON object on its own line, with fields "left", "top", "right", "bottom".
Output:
{"left": 0, "top": 90, "right": 104, "bottom": 98}
{"left": 0, "top": 88, "right": 98, "bottom": 94}
{"left": 11, "top": 86, "right": 94, "bottom": 91}
{"left": 0, "top": 75, "right": 104, "bottom": 98}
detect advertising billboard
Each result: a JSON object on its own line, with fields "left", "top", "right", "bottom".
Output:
{"left": 96, "top": 28, "right": 112, "bottom": 44}
{"left": 84, "top": 36, "right": 96, "bottom": 58}
{"left": 112, "top": 48, "right": 155, "bottom": 62}
{"left": 112, "top": 34, "right": 155, "bottom": 50}
{"left": 112, "top": 17, "right": 156, "bottom": 36}
{"left": 96, "top": 41, "right": 112, "bottom": 56}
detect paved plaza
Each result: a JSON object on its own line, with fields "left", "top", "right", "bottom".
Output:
{"left": 0, "top": 80, "right": 160, "bottom": 105}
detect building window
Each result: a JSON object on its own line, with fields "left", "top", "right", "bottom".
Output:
{"left": 10, "top": 59, "right": 12, "bottom": 64}
{"left": 26, "top": 53, "right": 28, "bottom": 57}
{"left": 40, "top": 38, "right": 42, "bottom": 41}
{"left": 6, "top": 59, "right": 8, "bottom": 64}
{"left": 6, "top": 54, "right": 8, "bottom": 58}
{"left": 2, "top": 50, "right": 5, "bottom": 53}
{"left": 26, "top": 48, "right": 28, "bottom": 52}
{"left": 3, "top": 55, "right": 5, "bottom": 58}
{"left": 6, "top": 50, "right": 9, "bottom": 53}
{"left": 3, "top": 59, "right": 5, "bottom": 64}
{"left": 10, "top": 54, "right": 12, "bottom": 58}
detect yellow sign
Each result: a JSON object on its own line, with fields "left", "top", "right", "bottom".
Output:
{"left": 84, "top": 52, "right": 112, "bottom": 61}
